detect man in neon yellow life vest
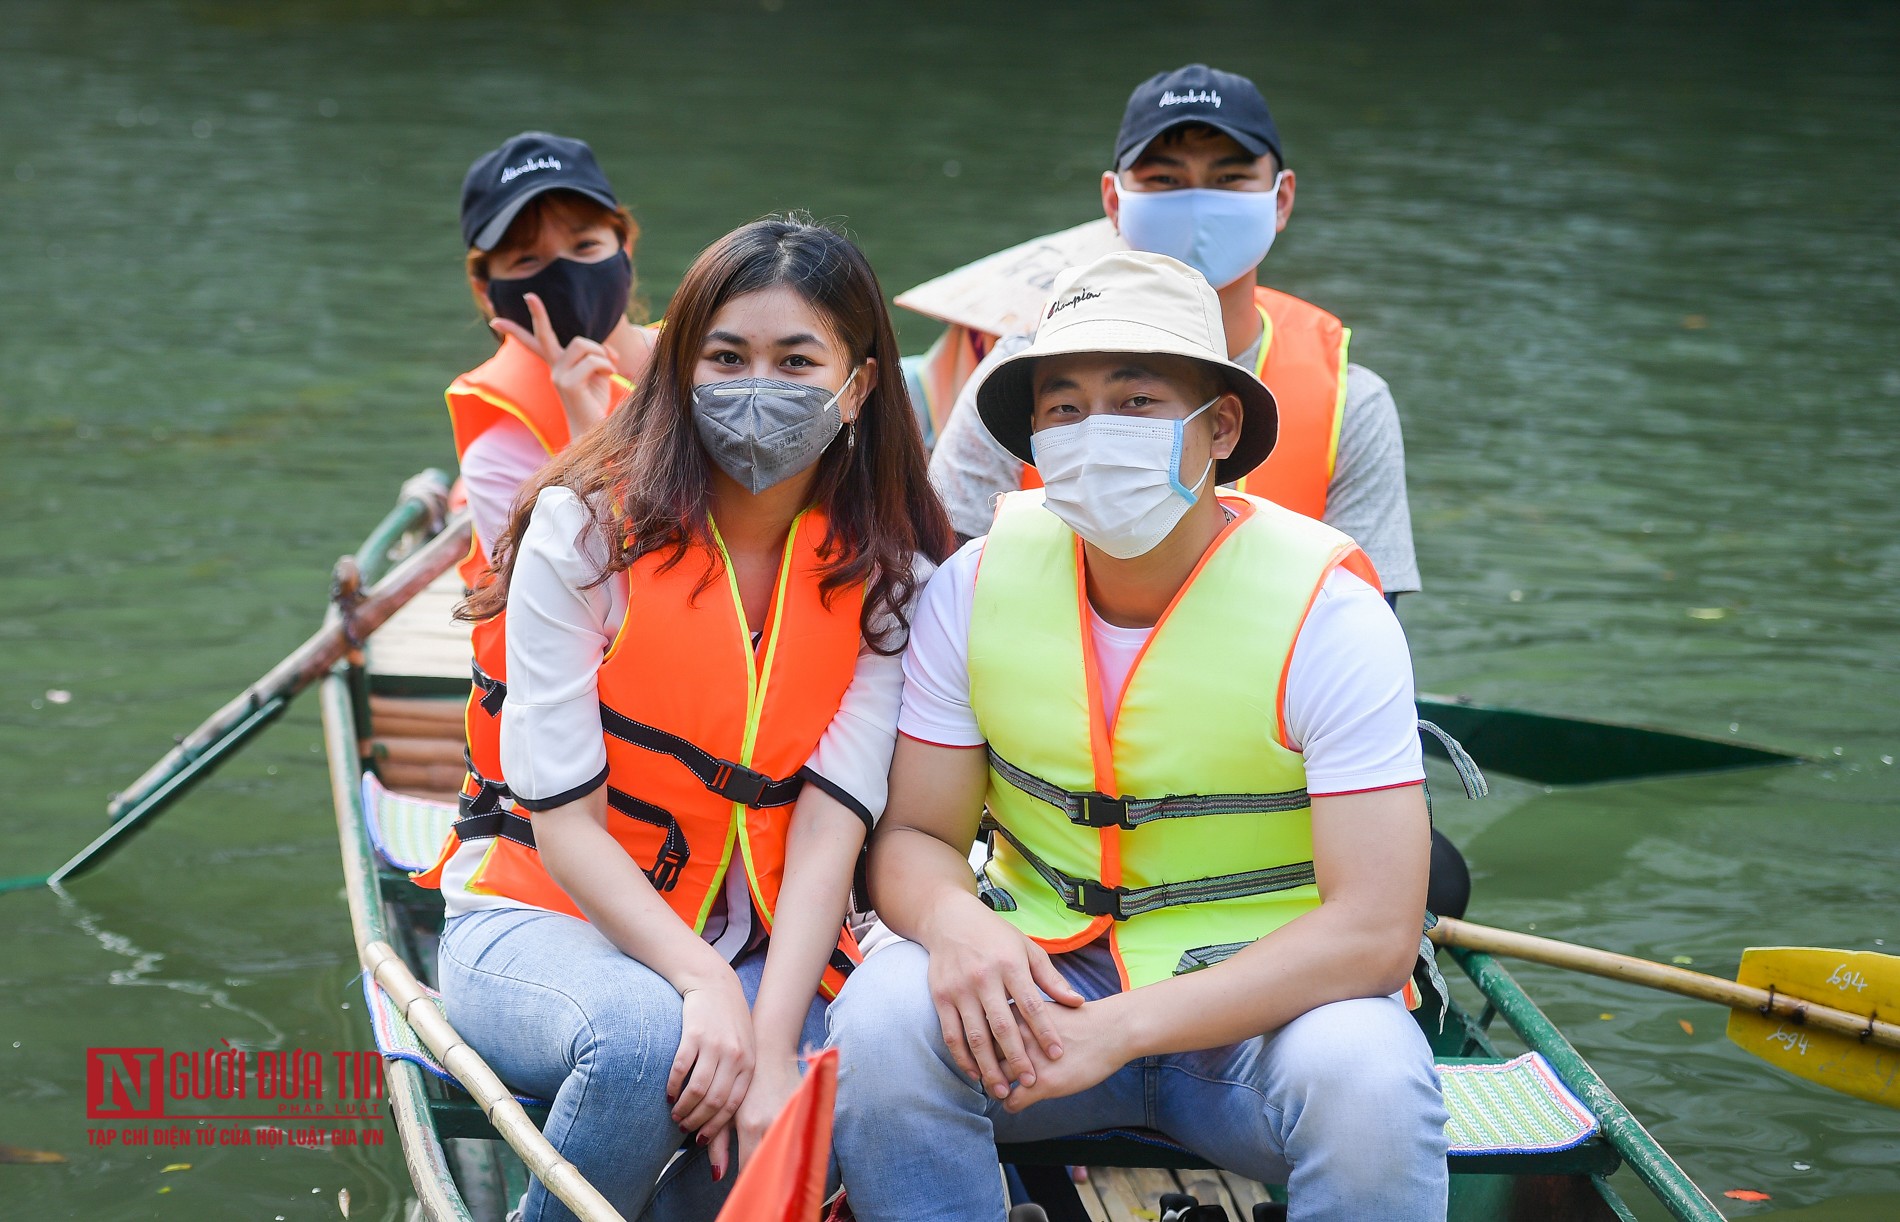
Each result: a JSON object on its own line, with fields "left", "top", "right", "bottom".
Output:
{"left": 828, "top": 251, "right": 1448, "bottom": 1221}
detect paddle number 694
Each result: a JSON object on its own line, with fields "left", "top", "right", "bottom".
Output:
{"left": 1826, "top": 964, "right": 1869, "bottom": 993}
{"left": 1767, "top": 1026, "right": 1811, "bottom": 1056}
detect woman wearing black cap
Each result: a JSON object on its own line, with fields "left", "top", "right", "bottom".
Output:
{"left": 447, "top": 131, "right": 657, "bottom": 588}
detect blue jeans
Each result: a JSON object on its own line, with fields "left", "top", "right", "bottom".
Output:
{"left": 826, "top": 939, "right": 1448, "bottom": 1222}
{"left": 438, "top": 906, "right": 828, "bottom": 1222}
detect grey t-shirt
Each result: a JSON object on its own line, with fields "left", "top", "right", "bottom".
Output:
{"left": 926, "top": 333, "right": 1422, "bottom": 593}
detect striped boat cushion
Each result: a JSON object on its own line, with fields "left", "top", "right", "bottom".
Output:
{"left": 1441, "top": 1053, "right": 1597, "bottom": 1155}
{"left": 362, "top": 774, "right": 458, "bottom": 873}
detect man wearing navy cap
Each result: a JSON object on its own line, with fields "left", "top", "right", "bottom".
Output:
{"left": 920, "top": 65, "right": 1420, "bottom": 603}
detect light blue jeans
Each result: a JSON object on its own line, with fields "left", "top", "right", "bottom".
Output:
{"left": 826, "top": 939, "right": 1448, "bottom": 1222}
{"left": 437, "top": 906, "right": 828, "bottom": 1222}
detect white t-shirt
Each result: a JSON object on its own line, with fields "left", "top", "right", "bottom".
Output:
{"left": 460, "top": 418, "right": 550, "bottom": 559}
{"left": 440, "top": 487, "right": 928, "bottom": 952}
{"left": 898, "top": 526, "right": 1425, "bottom": 796}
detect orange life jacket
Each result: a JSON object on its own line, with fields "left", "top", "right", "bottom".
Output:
{"left": 446, "top": 335, "right": 580, "bottom": 590}
{"left": 413, "top": 509, "right": 868, "bottom": 999}
{"left": 1021, "top": 286, "right": 1349, "bottom": 521}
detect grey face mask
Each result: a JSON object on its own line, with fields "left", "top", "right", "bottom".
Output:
{"left": 691, "top": 368, "right": 857, "bottom": 494}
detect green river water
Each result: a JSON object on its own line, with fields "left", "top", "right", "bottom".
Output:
{"left": 2, "top": 2, "right": 1896, "bottom": 1218}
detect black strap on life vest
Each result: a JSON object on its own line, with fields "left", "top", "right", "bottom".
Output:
{"left": 449, "top": 777, "right": 691, "bottom": 894}
{"left": 985, "top": 820, "right": 1316, "bottom": 922}
{"left": 986, "top": 747, "right": 1310, "bottom": 830}
{"left": 598, "top": 703, "right": 804, "bottom": 809}
{"left": 605, "top": 786, "right": 690, "bottom": 892}
{"left": 459, "top": 754, "right": 513, "bottom": 820}
{"left": 471, "top": 661, "right": 507, "bottom": 716}
{"left": 451, "top": 808, "right": 537, "bottom": 849}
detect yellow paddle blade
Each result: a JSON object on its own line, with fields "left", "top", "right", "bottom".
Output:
{"left": 1726, "top": 946, "right": 1900, "bottom": 1108}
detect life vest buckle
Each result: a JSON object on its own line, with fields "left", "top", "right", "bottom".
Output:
{"left": 471, "top": 661, "right": 507, "bottom": 716}
{"left": 1075, "top": 793, "right": 1131, "bottom": 828}
{"left": 709, "top": 761, "right": 771, "bottom": 807}
{"left": 1072, "top": 879, "right": 1129, "bottom": 920}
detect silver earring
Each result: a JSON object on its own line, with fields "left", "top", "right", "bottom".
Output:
{"left": 847, "top": 420, "right": 857, "bottom": 451}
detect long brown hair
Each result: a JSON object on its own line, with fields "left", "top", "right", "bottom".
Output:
{"left": 460, "top": 214, "right": 955, "bottom": 653}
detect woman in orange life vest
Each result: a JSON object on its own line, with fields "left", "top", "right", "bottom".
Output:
{"left": 450, "top": 131, "right": 656, "bottom": 585}
{"left": 427, "top": 215, "right": 954, "bottom": 1220}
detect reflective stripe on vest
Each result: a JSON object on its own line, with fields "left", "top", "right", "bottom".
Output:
{"left": 446, "top": 336, "right": 575, "bottom": 590}
{"left": 1019, "top": 287, "right": 1348, "bottom": 523}
{"left": 966, "top": 489, "right": 1368, "bottom": 990}
{"left": 1231, "top": 289, "right": 1350, "bottom": 519}
{"left": 413, "top": 508, "right": 866, "bottom": 999}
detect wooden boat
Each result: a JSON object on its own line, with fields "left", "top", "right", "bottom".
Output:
{"left": 323, "top": 481, "right": 1730, "bottom": 1222}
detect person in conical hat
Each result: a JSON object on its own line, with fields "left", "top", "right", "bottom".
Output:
{"left": 830, "top": 250, "right": 1447, "bottom": 1221}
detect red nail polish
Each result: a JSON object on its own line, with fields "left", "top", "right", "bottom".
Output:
{"left": 713, "top": 1164, "right": 724, "bottom": 1183}
{"left": 697, "top": 1134, "right": 710, "bottom": 1147}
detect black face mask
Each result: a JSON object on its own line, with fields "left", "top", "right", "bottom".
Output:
{"left": 487, "top": 250, "right": 632, "bottom": 346}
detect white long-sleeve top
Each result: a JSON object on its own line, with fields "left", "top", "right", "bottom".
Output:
{"left": 439, "top": 486, "right": 929, "bottom": 958}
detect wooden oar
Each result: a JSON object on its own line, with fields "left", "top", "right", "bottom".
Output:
{"left": 361, "top": 940, "right": 628, "bottom": 1222}
{"left": 0, "top": 504, "right": 471, "bottom": 896}
{"left": 1417, "top": 693, "right": 1805, "bottom": 786}
{"left": 1430, "top": 916, "right": 1900, "bottom": 1107}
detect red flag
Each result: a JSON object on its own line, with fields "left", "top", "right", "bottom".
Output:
{"left": 715, "top": 1047, "right": 838, "bottom": 1222}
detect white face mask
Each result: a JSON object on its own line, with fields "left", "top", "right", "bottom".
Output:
{"left": 1029, "top": 398, "right": 1217, "bottom": 559}
{"left": 1113, "top": 172, "right": 1289, "bottom": 290}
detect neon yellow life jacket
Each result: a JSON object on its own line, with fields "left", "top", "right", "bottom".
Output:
{"left": 967, "top": 489, "right": 1378, "bottom": 990}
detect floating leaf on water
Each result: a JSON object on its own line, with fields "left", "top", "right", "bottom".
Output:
{"left": 1683, "top": 314, "right": 1708, "bottom": 329}
{"left": 0, "top": 1143, "right": 66, "bottom": 1164}
{"left": 339, "top": 1187, "right": 351, "bottom": 1217}
{"left": 1679, "top": 1020, "right": 1695, "bottom": 1035}
{"left": 1672, "top": 955, "right": 1694, "bottom": 965}
{"left": 1599, "top": 1012, "right": 1615, "bottom": 1020}
{"left": 157, "top": 1186, "right": 171, "bottom": 1195}
{"left": 1687, "top": 607, "right": 1727, "bottom": 620}
{"left": 161, "top": 1162, "right": 191, "bottom": 1173}
{"left": 1723, "top": 1189, "right": 1771, "bottom": 1202}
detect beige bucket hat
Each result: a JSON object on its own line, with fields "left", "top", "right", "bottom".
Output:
{"left": 973, "top": 250, "right": 1279, "bottom": 483}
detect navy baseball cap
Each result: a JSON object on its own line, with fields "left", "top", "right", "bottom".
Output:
{"left": 1113, "top": 65, "right": 1283, "bottom": 171}
{"left": 460, "top": 132, "right": 620, "bottom": 251}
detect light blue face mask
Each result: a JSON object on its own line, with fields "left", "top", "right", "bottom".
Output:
{"left": 1113, "top": 173, "right": 1288, "bottom": 290}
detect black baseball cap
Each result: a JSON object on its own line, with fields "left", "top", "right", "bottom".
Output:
{"left": 460, "top": 131, "right": 620, "bottom": 251}
{"left": 1113, "top": 64, "right": 1283, "bottom": 172}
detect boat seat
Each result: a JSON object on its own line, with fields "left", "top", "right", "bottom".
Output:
{"left": 364, "top": 973, "right": 1612, "bottom": 1175}
{"left": 362, "top": 774, "right": 459, "bottom": 874}
{"left": 998, "top": 1053, "right": 1616, "bottom": 1179}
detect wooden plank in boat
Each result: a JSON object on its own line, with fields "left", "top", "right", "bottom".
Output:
{"left": 1219, "top": 1171, "right": 1275, "bottom": 1214}
{"left": 1177, "top": 1169, "right": 1242, "bottom": 1218}
{"left": 1087, "top": 1166, "right": 1162, "bottom": 1221}
{"left": 369, "top": 569, "right": 470, "bottom": 681}
{"left": 1071, "top": 1172, "right": 1112, "bottom": 1222}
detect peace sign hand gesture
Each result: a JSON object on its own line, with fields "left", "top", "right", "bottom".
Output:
{"left": 490, "top": 291, "right": 620, "bottom": 435}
